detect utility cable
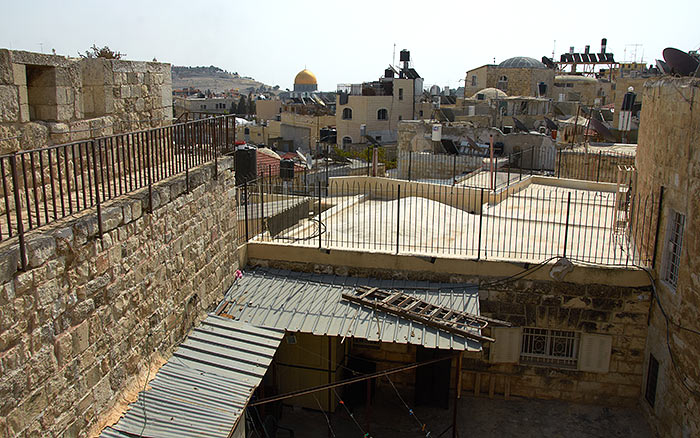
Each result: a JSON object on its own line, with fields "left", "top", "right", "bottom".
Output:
{"left": 332, "top": 387, "right": 372, "bottom": 437}
{"left": 312, "top": 392, "right": 337, "bottom": 437}
{"left": 385, "top": 375, "right": 432, "bottom": 437}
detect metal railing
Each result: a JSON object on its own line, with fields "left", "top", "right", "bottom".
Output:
{"left": 235, "top": 178, "right": 659, "bottom": 267}
{"left": 555, "top": 149, "right": 636, "bottom": 183}
{"left": 0, "top": 115, "right": 236, "bottom": 269}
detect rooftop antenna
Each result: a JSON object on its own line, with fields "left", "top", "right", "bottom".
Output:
{"left": 392, "top": 43, "right": 396, "bottom": 68}
{"left": 552, "top": 39, "right": 556, "bottom": 59}
{"left": 38, "top": 42, "right": 43, "bottom": 53}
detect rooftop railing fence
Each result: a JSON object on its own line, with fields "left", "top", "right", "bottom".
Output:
{"left": 235, "top": 176, "right": 659, "bottom": 267}
{"left": 0, "top": 115, "right": 236, "bottom": 270}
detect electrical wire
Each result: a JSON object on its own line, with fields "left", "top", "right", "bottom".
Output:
{"left": 635, "top": 265, "right": 700, "bottom": 398}
{"left": 312, "top": 392, "right": 337, "bottom": 437}
{"left": 385, "top": 375, "right": 432, "bottom": 436}
{"left": 332, "top": 387, "right": 372, "bottom": 437}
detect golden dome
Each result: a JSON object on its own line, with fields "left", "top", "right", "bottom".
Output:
{"left": 294, "top": 69, "right": 317, "bottom": 85}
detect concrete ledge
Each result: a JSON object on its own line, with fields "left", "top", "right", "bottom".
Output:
{"left": 246, "top": 242, "right": 651, "bottom": 288}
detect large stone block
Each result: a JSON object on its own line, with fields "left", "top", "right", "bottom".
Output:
{"left": 25, "top": 235, "right": 56, "bottom": 268}
{"left": 0, "top": 85, "right": 20, "bottom": 122}
{"left": 0, "top": 49, "right": 13, "bottom": 84}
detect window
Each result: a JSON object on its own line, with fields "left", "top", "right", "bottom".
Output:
{"left": 471, "top": 75, "right": 477, "bottom": 86}
{"left": 26, "top": 65, "right": 57, "bottom": 121}
{"left": 520, "top": 327, "right": 579, "bottom": 368}
{"left": 419, "top": 110, "right": 424, "bottom": 117}
{"left": 663, "top": 211, "right": 685, "bottom": 288}
{"left": 497, "top": 75, "right": 508, "bottom": 92}
{"left": 342, "top": 108, "right": 352, "bottom": 120}
{"left": 375, "top": 136, "right": 382, "bottom": 142}
{"left": 377, "top": 108, "right": 388, "bottom": 120}
{"left": 342, "top": 136, "right": 352, "bottom": 146}
{"left": 398, "top": 88, "right": 404, "bottom": 100}
{"left": 398, "top": 115, "right": 402, "bottom": 121}
{"left": 645, "top": 354, "right": 659, "bottom": 407}
{"left": 200, "top": 104, "right": 207, "bottom": 109}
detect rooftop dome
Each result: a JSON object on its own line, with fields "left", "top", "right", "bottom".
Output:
{"left": 471, "top": 87, "right": 507, "bottom": 100}
{"left": 294, "top": 69, "right": 317, "bottom": 85}
{"left": 498, "top": 57, "right": 547, "bottom": 69}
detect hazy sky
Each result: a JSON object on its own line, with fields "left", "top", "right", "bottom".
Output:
{"left": 2, "top": 0, "right": 699, "bottom": 91}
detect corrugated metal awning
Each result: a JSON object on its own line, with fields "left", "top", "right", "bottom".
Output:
{"left": 101, "top": 316, "right": 284, "bottom": 438}
{"left": 218, "top": 268, "right": 482, "bottom": 351}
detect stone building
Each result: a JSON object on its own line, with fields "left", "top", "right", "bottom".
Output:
{"left": 463, "top": 57, "right": 555, "bottom": 99}
{"left": 635, "top": 77, "right": 700, "bottom": 438}
{"left": 553, "top": 75, "right": 612, "bottom": 106}
{"left": 0, "top": 49, "right": 172, "bottom": 154}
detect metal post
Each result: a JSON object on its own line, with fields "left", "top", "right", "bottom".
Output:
{"left": 493, "top": 157, "right": 498, "bottom": 193}
{"left": 213, "top": 118, "right": 218, "bottom": 180}
{"left": 563, "top": 192, "right": 572, "bottom": 257}
{"left": 261, "top": 180, "right": 265, "bottom": 234}
{"left": 244, "top": 181, "right": 249, "bottom": 241}
{"left": 396, "top": 185, "right": 401, "bottom": 254}
{"left": 408, "top": 150, "right": 412, "bottom": 181}
{"left": 185, "top": 123, "right": 190, "bottom": 193}
{"left": 318, "top": 180, "right": 322, "bottom": 250}
{"left": 10, "top": 154, "right": 27, "bottom": 271}
{"left": 91, "top": 141, "right": 103, "bottom": 238}
{"left": 452, "top": 352, "right": 463, "bottom": 438}
{"left": 507, "top": 153, "right": 511, "bottom": 188}
{"left": 557, "top": 148, "right": 562, "bottom": 178}
{"left": 477, "top": 188, "right": 484, "bottom": 260}
{"left": 596, "top": 151, "right": 602, "bottom": 182}
{"left": 146, "top": 133, "right": 153, "bottom": 214}
{"left": 531, "top": 145, "right": 535, "bottom": 174}
{"left": 652, "top": 186, "right": 665, "bottom": 269}
{"left": 325, "top": 144, "right": 329, "bottom": 188}
{"left": 367, "top": 147, "right": 371, "bottom": 176}
{"left": 452, "top": 154, "right": 456, "bottom": 185}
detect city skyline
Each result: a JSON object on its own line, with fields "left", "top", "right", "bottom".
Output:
{"left": 1, "top": 0, "right": 699, "bottom": 91}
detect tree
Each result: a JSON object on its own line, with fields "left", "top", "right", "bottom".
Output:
{"left": 236, "top": 96, "right": 247, "bottom": 115}
{"left": 80, "top": 44, "right": 126, "bottom": 59}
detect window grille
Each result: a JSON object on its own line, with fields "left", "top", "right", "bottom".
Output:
{"left": 377, "top": 109, "right": 388, "bottom": 120}
{"left": 663, "top": 211, "right": 685, "bottom": 288}
{"left": 342, "top": 108, "right": 352, "bottom": 120}
{"left": 520, "top": 328, "right": 579, "bottom": 368}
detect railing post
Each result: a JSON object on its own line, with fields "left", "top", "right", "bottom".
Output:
{"left": 91, "top": 140, "right": 104, "bottom": 238}
{"left": 596, "top": 150, "right": 602, "bottom": 182}
{"left": 325, "top": 144, "right": 329, "bottom": 189}
{"left": 185, "top": 122, "right": 190, "bottom": 193}
{"left": 244, "top": 181, "right": 249, "bottom": 241}
{"left": 318, "top": 180, "right": 322, "bottom": 250}
{"left": 507, "top": 153, "right": 511, "bottom": 187}
{"left": 557, "top": 148, "right": 562, "bottom": 178}
{"left": 477, "top": 188, "right": 484, "bottom": 261}
{"left": 452, "top": 154, "right": 456, "bottom": 185}
{"left": 10, "top": 153, "right": 27, "bottom": 271}
{"left": 396, "top": 185, "right": 401, "bottom": 254}
{"left": 408, "top": 150, "right": 412, "bottom": 181}
{"left": 493, "top": 158, "right": 498, "bottom": 193}
{"left": 213, "top": 118, "right": 218, "bottom": 180}
{"left": 146, "top": 132, "right": 153, "bottom": 214}
{"left": 531, "top": 145, "right": 535, "bottom": 174}
{"left": 367, "top": 147, "right": 370, "bottom": 177}
{"left": 563, "top": 191, "right": 572, "bottom": 258}
{"left": 652, "top": 186, "right": 665, "bottom": 269}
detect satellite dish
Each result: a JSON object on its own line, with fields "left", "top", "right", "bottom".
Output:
{"left": 305, "top": 152, "right": 313, "bottom": 169}
{"left": 544, "top": 116, "right": 559, "bottom": 131}
{"left": 589, "top": 118, "right": 616, "bottom": 142}
{"left": 512, "top": 117, "right": 529, "bottom": 133}
{"left": 656, "top": 59, "right": 670, "bottom": 74}
{"left": 663, "top": 48, "right": 700, "bottom": 76}
{"left": 541, "top": 56, "right": 556, "bottom": 69}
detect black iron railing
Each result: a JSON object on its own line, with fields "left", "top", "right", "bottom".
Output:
{"left": 235, "top": 177, "right": 659, "bottom": 267}
{"left": 0, "top": 115, "right": 236, "bottom": 269}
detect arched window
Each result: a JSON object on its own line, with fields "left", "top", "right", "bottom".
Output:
{"left": 377, "top": 108, "right": 388, "bottom": 120}
{"left": 342, "top": 136, "right": 352, "bottom": 146}
{"left": 342, "top": 108, "right": 352, "bottom": 120}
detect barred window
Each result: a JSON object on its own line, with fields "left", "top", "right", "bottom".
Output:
{"left": 663, "top": 211, "right": 685, "bottom": 289}
{"left": 520, "top": 328, "right": 579, "bottom": 368}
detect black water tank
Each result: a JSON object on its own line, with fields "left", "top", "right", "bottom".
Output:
{"left": 494, "top": 142, "right": 505, "bottom": 155}
{"left": 400, "top": 50, "right": 410, "bottom": 62}
{"left": 280, "top": 159, "right": 295, "bottom": 180}
{"left": 235, "top": 146, "right": 257, "bottom": 186}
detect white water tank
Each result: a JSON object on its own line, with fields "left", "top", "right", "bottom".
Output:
{"left": 431, "top": 124, "right": 442, "bottom": 141}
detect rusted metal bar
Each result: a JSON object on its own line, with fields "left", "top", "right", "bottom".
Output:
{"left": 563, "top": 191, "right": 572, "bottom": 257}
{"left": 652, "top": 186, "right": 664, "bottom": 269}
{"left": 10, "top": 154, "right": 27, "bottom": 270}
{"left": 91, "top": 140, "right": 103, "bottom": 238}
{"left": 147, "top": 130, "right": 153, "bottom": 214}
{"left": 1, "top": 160, "right": 12, "bottom": 238}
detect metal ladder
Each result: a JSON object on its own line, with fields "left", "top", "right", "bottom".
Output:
{"left": 341, "top": 286, "right": 511, "bottom": 343}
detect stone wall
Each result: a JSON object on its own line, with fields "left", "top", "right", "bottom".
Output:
{"left": 635, "top": 77, "right": 700, "bottom": 438}
{"left": 556, "top": 149, "right": 636, "bottom": 183}
{"left": 0, "top": 49, "right": 172, "bottom": 154}
{"left": 0, "top": 158, "right": 240, "bottom": 437}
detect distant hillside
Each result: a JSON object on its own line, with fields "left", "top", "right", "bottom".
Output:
{"left": 171, "top": 65, "right": 280, "bottom": 94}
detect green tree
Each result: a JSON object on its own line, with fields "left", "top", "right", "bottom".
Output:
{"left": 236, "top": 96, "right": 247, "bottom": 115}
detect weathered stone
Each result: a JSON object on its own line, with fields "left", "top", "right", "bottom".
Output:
{"left": 25, "top": 235, "right": 56, "bottom": 269}
{"left": 100, "top": 206, "right": 122, "bottom": 232}
{"left": 0, "top": 247, "right": 19, "bottom": 284}
{"left": 71, "top": 321, "right": 89, "bottom": 356}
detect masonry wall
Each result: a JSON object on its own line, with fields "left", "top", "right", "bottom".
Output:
{"left": 0, "top": 158, "right": 240, "bottom": 437}
{"left": 635, "top": 78, "right": 700, "bottom": 438}
{"left": 0, "top": 49, "right": 172, "bottom": 154}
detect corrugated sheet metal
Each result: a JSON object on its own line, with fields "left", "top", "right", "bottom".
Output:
{"left": 101, "top": 316, "right": 284, "bottom": 438}
{"left": 218, "top": 268, "right": 481, "bottom": 351}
